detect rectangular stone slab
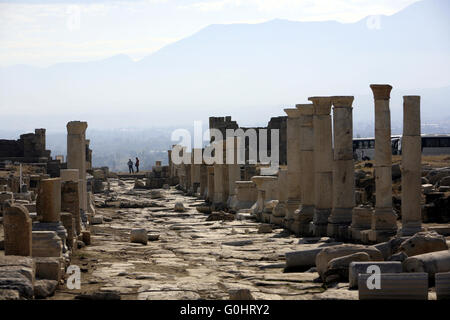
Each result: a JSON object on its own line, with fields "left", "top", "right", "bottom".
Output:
{"left": 349, "top": 261, "right": 402, "bottom": 288}
{"left": 358, "top": 273, "right": 428, "bottom": 300}
{"left": 436, "top": 272, "right": 450, "bottom": 300}
{"left": 34, "top": 257, "right": 62, "bottom": 281}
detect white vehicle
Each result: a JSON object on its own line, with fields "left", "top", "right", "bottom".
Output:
{"left": 394, "top": 134, "right": 450, "bottom": 156}
{"left": 354, "top": 134, "right": 450, "bottom": 160}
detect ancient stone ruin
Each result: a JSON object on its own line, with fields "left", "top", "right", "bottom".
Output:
{"left": 1, "top": 85, "right": 450, "bottom": 301}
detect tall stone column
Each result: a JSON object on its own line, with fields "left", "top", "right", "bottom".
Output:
{"left": 292, "top": 104, "right": 315, "bottom": 236}
{"left": 67, "top": 121, "right": 88, "bottom": 213}
{"left": 184, "top": 150, "right": 192, "bottom": 193}
{"left": 283, "top": 108, "right": 302, "bottom": 229}
{"left": 213, "top": 141, "right": 226, "bottom": 208}
{"left": 398, "top": 96, "right": 423, "bottom": 236}
{"left": 227, "top": 137, "right": 241, "bottom": 207}
{"left": 368, "top": 84, "right": 397, "bottom": 242}
{"left": 199, "top": 164, "right": 208, "bottom": 199}
{"left": 327, "top": 96, "right": 355, "bottom": 238}
{"left": 206, "top": 165, "right": 215, "bottom": 203}
{"left": 190, "top": 149, "right": 202, "bottom": 194}
{"left": 85, "top": 139, "right": 92, "bottom": 171}
{"left": 168, "top": 149, "right": 173, "bottom": 178}
{"left": 309, "top": 97, "right": 333, "bottom": 236}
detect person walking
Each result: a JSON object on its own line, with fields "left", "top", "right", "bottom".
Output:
{"left": 127, "top": 159, "right": 134, "bottom": 174}
{"left": 135, "top": 157, "right": 140, "bottom": 173}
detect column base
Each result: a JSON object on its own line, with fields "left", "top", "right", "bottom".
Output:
{"left": 310, "top": 222, "right": 328, "bottom": 237}
{"left": 292, "top": 205, "right": 314, "bottom": 236}
{"left": 226, "top": 195, "right": 236, "bottom": 208}
{"left": 33, "top": 221, "right": 68, "bottom": 253}
{"left": 212, "top": 202, "right": 226, "bottom": 212}
{"left": 361, "top": 229, "right": 397, "bottom": 244}
{"left": 327, "top": 223, "right": 351, "bottom": 240}
{"left": 290, "top": 221, "right": 312, "bottom": 236}
{"left": 372, "top": 207, "right": 398, "bottom": 230}
{"left": 349, "top": 227, "right": 369, "bottom": 242}
{"left": 312, "top": 208, "right": 330, "bottom": 237}
{"left": 285, "top": 199, "right": 301, "bottom": 221}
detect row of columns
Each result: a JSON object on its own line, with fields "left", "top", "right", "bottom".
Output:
{"left": 171, "top": 85, "right": 423, "bottom": 243}
{"left": 276, "top": 86, "right": 422, "bottom": 242}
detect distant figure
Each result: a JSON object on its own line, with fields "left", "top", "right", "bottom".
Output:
{"left": 135, "top": 157, "right": 140, "bottom": 173}
{"left": 127, "top": 159, "right": 134, "bottom": 174}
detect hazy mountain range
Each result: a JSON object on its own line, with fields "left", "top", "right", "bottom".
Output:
{"left": 0, "top": 0, "right": 449, "bottom": 169}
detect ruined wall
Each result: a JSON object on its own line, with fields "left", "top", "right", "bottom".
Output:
{"left": 0, "top": 129, "right": 51, "bottom": 161}
{"left": 209, "top": 116, "right": 287, "bottom": 165}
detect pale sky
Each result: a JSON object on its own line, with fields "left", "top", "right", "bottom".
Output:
{"left": 0, "top": 0, "right": 422, "bottom": 67}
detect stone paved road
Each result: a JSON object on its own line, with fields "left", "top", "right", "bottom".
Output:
{"left": 52, "top": 179, "right": 359, "bottom": 300}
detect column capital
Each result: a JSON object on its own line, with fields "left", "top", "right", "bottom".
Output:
{"left": 331, "top": 96, "right": 354, "bottom": 108}
{"left": 308, "top": 97, "right": 332, "bottom": 115}
{"left": 295, "top": 104, "right": 314, "bottom": 115}
{"left": 284, "top": 108, "right": 301, "bottom": 119}
{"left": 370, "top": 84, "right": 393, "bottom": 100}
{"left": 67, "top": 121, "right": 88, "bottom": 134}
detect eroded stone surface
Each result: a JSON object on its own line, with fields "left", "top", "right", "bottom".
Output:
{"left": 49, "top": 181, "right": 368, "bottom": 300}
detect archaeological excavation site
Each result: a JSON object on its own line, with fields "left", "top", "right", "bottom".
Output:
{"left": 1, "top": 85, "right": 450, "bottom": 305}
{"left": 1, "top": 0, "right": 449, "bottom": 315}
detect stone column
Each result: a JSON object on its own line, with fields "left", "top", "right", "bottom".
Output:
{"left": 327, "top": 96, "right": 355, "bottom": 238}
{"left": 61, "top": 178, "right": 81, "bottom": 235}
{"left": 85, "top": 139, "right": 92, "bottom": 171}
{"left": 398, "top": 96, "right": 423, "bottom": 236}
{"left": 213, "top": 144, "right": 226, "bottom": 207}
{"left": 272, "top": 168, "right": 288, "bottom": 226}
{"left": 206, "top": 166, "right": 215, "bottom": 203}
{"left": 60, "top": 169, "right": 81, "bottom": 234}
{"left": 39, "top": 178, "right": 61, "bottom": 223}
{"left": 184, "top": 150, "right": 192, "bottom": 193}
{"left": 190, "top": 149, "right": 202, "bottom": 194}
{"left": 213, "top": 163, "right": 226, "bottom": 207}
{"left": 283, "top": 108, "right": 302, "bottom": 229}
{"left": 199, "top": 164, "right": 208, "bottom": 199}
{"left": 309, "top": 97, "right": 333, "bottom": 236}
{"left": 227, "top": 136, "right": 242, "bottom": 207}
{"left": 368, "top": 84, "right": 397, "bottom": 242}
{"left": 213, "top": 140, "right": 229, "bottom": 209}
{"left": 232, "top": 181, "right": 257, "bottom": 211}
{"left": 168, "top": 149, "right": 173, "bottom": 178}
{"left": 291, "top": 104, "right": 315, "bottom": 236}
{"left": 251, "top": 175, "right": 277, "bottom": 222}
{"left": 67, "top": 121, "right": 88, "bottom": 213}
{"left": 4, "top": 204, "right": 32, "bottom": 256}
{"left": 34, "top": 178, "right": 68, "bottom": 252}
